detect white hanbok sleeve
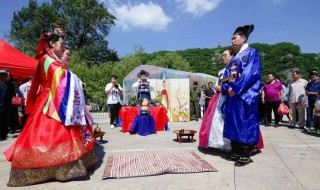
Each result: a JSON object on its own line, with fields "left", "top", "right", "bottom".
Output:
{"left": 132, "top": 80, "right": 139, "bottom": 91}
{"left": 149, "top": 82, "right": 154, "bottom": 91}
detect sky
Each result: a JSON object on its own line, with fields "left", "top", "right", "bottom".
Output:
{"left": 1, "top": 0, "right": 320, "bottom": 57}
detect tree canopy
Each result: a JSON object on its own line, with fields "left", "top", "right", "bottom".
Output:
{"left": 9, "top": 0, "right": 118, "bottom": 63}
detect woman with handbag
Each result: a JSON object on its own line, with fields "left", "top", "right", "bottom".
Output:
{"left": 4, "top": 26, "right": 98, "bottom": 186}
{"left": 7, "top": 75, "right": 23, "bottom": 134}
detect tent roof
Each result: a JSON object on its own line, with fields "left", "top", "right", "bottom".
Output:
{"left": 0, "top": 39, "right": 38, "bottom": 82}
{"left": 124, "top": 65, "right": 217, "bottom": 82}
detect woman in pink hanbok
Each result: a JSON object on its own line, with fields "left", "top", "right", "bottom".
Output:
{"left": 199, "top": 48, "right": 236, "bottom": 150}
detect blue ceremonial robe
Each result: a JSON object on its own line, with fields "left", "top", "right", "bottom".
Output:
{"left": 222, "top": 45, "right": 261, "bottom": 145}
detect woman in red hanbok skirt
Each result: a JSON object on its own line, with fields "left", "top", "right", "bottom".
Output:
{"left": 4, "top": 26, "right": 98, "bottom": 186}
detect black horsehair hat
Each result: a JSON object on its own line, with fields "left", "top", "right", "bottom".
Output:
{"left": 233, "top": 24, "right": 254, "bottom": 38}
{"left": 137, "top": 70, "right": 150, "bottom": 78}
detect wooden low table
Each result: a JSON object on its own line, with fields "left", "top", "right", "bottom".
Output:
{"left": 94, "top": 132, "right": 106, "bottom": 142}
{"left": 173, "top": 130, "right": 197, "bottom": 143}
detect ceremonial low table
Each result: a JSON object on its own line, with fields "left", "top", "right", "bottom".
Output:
{"left": 119, "top": 106, "right": 168, "bottom": 132}
{"left": 173, "top": 130, "right": 197, "bottom": 143}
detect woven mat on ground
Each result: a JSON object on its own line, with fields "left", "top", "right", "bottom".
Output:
{"left": 102, "top": 151, "right": 217, "bottom": 179}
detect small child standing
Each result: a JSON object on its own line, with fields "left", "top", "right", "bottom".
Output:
{"left": 313, "top": 90, "right": 320, "bottom": 133}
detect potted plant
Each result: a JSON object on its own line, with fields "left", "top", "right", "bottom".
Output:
{"left": 128, "top": 96, "right": 137, "bottom": 107}
{"left": 152, "top": 94, "right": 161, "bottom": 106}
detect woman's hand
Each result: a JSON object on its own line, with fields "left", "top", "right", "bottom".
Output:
{"left": 215, "top": 85, "right": 221, "bottom": 93}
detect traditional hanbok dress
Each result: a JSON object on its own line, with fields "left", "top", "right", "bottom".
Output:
{"left": 4, "top": 51, "right": 98, "bottom": 186}
{"left": 199, "top": 68, "right": 231, "bottom": 150}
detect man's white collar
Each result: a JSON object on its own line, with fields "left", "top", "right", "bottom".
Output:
{"left": 239, "top": 43, "right": 249, "bottom": 53}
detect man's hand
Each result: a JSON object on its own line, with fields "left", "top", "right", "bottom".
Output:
{"left": 140, "top": 82, "right": 148, "bottom": 86}
{"left": 215, "top": 85, "right": 221, "bottom": 93}
{"left": 228, "top": 87, "right": 236, "bottom": 97}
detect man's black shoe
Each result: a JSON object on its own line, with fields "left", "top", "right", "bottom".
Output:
{"left": 234, "top": 157, "right": 252, "bottom": 167}
{"left": 227, "top": 154, "right": 240, "bottom": 161}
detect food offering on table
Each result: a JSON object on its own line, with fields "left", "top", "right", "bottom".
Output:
{"left": 140, "top": 98, "right": 150, "bottom": 115}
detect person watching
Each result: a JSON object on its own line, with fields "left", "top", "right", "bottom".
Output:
{"left": 261, "top": 73, "right": 284, "bottom": 126}
{"left": 305, "top": 71, "right": 320, "bottom": 131}
{"left": 105, "top": 75, "right": 123, "bottom": 129}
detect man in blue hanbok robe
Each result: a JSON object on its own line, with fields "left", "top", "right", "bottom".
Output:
{"left": 222, "top": 24, "right": 262, "bottom": 166}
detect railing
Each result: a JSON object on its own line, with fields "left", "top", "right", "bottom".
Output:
{"left": 90, "top": 112, "right": 108, "bottom": 117}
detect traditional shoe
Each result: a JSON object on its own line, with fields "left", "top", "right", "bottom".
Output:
{"left": 234, "top": 157, "right": 252, "bottom": 167}
{"left": 250, "top": 149, "right": 262, "bottom": 156}
{"left": 225, "top": 154, "right": 239, "bottom": 161}
{"left": 230, "top": 154, "right": 240, "bottom": 161}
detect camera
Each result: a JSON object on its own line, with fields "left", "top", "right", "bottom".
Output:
{"left": 114, "top": 84, "right": 119, "bottom": 89}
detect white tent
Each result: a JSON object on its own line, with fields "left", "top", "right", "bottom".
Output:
{"left": 123, "top": 65, "right": 217, "bottom": 121}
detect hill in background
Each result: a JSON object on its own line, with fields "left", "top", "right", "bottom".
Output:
{"left": 142, "top": 42, "right": 320, "bottom": 84}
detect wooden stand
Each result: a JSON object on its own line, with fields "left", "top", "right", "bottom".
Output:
{"left": 173, "top": 130, "right": 197, "bottom": 143}
{"left": 94, "top": 132, "right": 106, "bottom": 142}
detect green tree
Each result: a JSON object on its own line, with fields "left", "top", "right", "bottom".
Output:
{"left": 9, "top": 0, "right": 118, "bottom": 63}
{"left": 68, "top": 52, "right": 114, "bottom": 110}
{"left": 148, "top": 52, "right": 190, "bottom": 71}
{"left": 9, "top": 0, "right": 60, "bottom": 56}
{"left": 52, "top": 0, "right": 118, "bottom": 64}
{"left": 113, "top": 49, "right": 145, "bottom": 82}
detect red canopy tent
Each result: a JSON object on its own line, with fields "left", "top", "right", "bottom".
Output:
{"left": 0, "top": 39, "right": 38, "bottom": 83}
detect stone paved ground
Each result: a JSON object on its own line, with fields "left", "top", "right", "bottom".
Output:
{"left": 1, "top": 116, "right": 320, "bottom": 190}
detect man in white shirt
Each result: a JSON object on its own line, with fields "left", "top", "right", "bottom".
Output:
{"left": 19, "top": 75, "right": 33, "bottom": 128}
{"left": 288, "top": 71, "right": 308, "bottom": 129}
{"left": 105, "top": 75, "right": 122, "bottom": 128}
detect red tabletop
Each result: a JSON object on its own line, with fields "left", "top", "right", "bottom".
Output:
{"left": 119, "top": 106, "right": 168, "bottom": 132}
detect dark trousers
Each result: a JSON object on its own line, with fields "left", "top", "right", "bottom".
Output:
{"left": 265, "top": 101, "right": 281, "bottom": 124}
{"left": 190, "top": 100, "right": 199, "bottom": 120}
{"left": 10, "top": 106, "right": 20, "bottom": 132}
{"left": 20, "top": 106, "right": 29, "bottom": 130}
{"left": 108, "top": 103, "right": 121, "bottom": 125}
{"left": 205, "top": 99, "right": 210, "bottom": 113}
{"left": 231, "top": 140, "right": 253, "bottom": 159}
{"left": 306, "top": 103, "right": 315, "bottom": 128}
{"left": 258, "top": 98, "right": 266, "bottom": 123}
{"left": 314, "top": 115, "right": 320, "bottom": 130}
{"left": 0, "top": 111, "right": 10, "bottom": 139}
